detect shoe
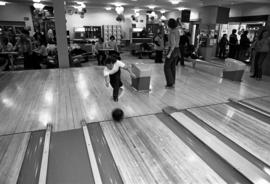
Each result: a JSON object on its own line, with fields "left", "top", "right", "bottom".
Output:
{"left": 165, "top": 85, "right": 174, "bottom": 89}
{"left": 250, "top": 75, "right": 256, "bottom": 78}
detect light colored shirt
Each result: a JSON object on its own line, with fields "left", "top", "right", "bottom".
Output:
{"left": 104, "top": 60, "right": 125, "bottom": 76}
{"left": 95, "top": 42, "right": 106, "bottom": 53}
{"left": 154, "top": 35, "right": 164, "bottom": 51}
{"left": 107, "top": 41, "right": 118, "bottom": 52}
{"left": 168, "top": 28, "right": 180, "bottom": 49}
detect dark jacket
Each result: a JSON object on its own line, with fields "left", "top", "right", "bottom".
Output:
{"left": 240, "top": 34, "right": 251, "bottom": 50}
{"left": 219, "top": 37, "right": 228, "bottom": 47}
{"left": 229, "top": 33, "right": 238, "bottom": 46}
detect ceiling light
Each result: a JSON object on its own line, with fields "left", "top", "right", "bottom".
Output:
{"left": 112, "top": 2, "right": 124, "bottom": 7}
{"left": 76, "top": 2, "right": 86, "bottom": 8}
{"left": 105, "top": 7, "right": 112, "bottom": 10}
{"left": 148, "top": 5, "right": 156, "bottom": 9}
{"left": 160, "top": 15, "right": 167, "bottom": 21}
{"left": 115, "top": 6, "right": 124, "bottom": 14}
{"left": 0, "top": 1, "right": 7, "bottom": 6}
{"left": 160, "top": 9, "right": 166, "bottom": 14}
{"left": 177, "top": 7, "right": 186, "bottom": 11}
{"left": 33, "top": 3, "right": 45, "bottom": 10}
{"left": 170, "top": 0, "right": 181, "bottom": 5}
{"left": 33, "top": 0, "right": 41, "bottom": 2}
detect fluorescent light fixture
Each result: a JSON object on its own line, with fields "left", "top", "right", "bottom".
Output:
{"left": 33, "top": 0, "right": 41, "bottom": 2}
{"left": 170, "top": 0, "right": 181, "bottom": 5}
{"left": 112, "top": 2, "right": 125, "bottom": 7}
{"left": 105, "top": 7, "right": 112, "bottom": 10}
{"left": 0, "top": 1, "right": 7, "bottom": 6}
{"left": 177, "top": 7, "right": 186, "bottom": 11}
{"left": 33, "top": 3, "right": 45, "bottom": 10}
{"left": 148, "top": 5, "right": 156, "bottom": 9}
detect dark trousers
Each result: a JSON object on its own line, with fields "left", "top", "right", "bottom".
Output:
{"left": 97, "top": 52, "right": 106, "bottom": 65}
{"left": 23, "top": 53, "right": 33, "bottom": 69}
{"left": 228, "top": 45, "right": 237, "bottom": 58}
{"left": 219, "top": 46, "right": 226, "bottom": 59}
{"left": 155, "top": 50, "right": 163, "bottom": 63}
{"left": 164, "top": 56, "right": 177, "bottom": 86}
{"left": 109, "top": 69, "right": 122, "bottom": 101}
{"left": 178, "top": 45, "right": 185, "bottom": 66}
{"left": 253, "top": 52, "right": 268, "bottom": 78}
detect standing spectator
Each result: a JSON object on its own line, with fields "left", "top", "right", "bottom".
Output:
{"left": 107, "top": 35, "right": 119, "bottom": 52}
{"left": 153, "top": 29, "right": 164, "bottom": 63}
{"left": 178, "top": 32, "right": 190, "bottom": 66}
{"left": 251, "top": 30, "right": 270, "bottom": 80}
{"left": 218, "top": 34, "right": 228, "bottom": 59}
{"left": 94, "top": 37, "right": 106, "bottom": 65}
{"left": 0, "top": 37, "right": 14, "bottom": 70}
{"left": 239, "top": 31, "right": 251, "bottom": 61}
{"left": 164, "top": 19, "right": 180, "bottom": 89}
{"left": 14, "top": 29, "right": 33, "bottom": 69}
{"left": 228, "top": 29, "right": 238, "bottom": 58}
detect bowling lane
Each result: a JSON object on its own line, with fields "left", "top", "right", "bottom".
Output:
{"left": 17, "top": 130, "right": 46, "bottom": 184}
{"left": 242, "top": 97, "right": 270, "bottom": 115}
{"left": 100, "top": 115, "right": 227, "bottom": 184}
{"left": 0, "top": 133, "right": 30, "bottom": 184}
{"left": 188, "top": 104, "right": 270, "bottom": 166}
{"left": 47, "top": 129, "right": 95, "bottom": 184}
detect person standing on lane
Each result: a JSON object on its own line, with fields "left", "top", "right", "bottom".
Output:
{"left": 164, "top": 19, "right": 180, "bottom": 88}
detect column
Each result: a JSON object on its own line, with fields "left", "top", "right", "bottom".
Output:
{"left": 53, "top": 0, "right": 69, "bottom": 68}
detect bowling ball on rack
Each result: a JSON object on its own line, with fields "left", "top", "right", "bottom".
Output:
{"left": 112, "top": 108, "right": 124, "bottom": 122}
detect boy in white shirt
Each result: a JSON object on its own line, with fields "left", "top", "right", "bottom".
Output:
{"left": 104, "top": 56, "right": 135, "bottom": 102}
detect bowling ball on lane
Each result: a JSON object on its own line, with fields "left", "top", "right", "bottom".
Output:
{"left": 112, "top": 108, "right": 124, "bottom": 122}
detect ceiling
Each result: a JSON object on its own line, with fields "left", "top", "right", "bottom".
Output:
{"left": 4, "top": 0, "right": 270, "bottom": 11}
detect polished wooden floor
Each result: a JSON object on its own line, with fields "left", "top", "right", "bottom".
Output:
{"left": 0, "top": 58, "right": 270, "bottom": 135}
{"left": 1, "top": 56, "right": 270, "bottom": 183}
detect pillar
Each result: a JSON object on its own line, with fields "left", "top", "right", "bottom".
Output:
{"left": 53, "top": 0, "right": 69, "bottom": 68}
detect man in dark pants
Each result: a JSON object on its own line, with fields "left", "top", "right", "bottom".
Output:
{"left": 164, "top": 19, "right": 180, "bottom": 88}
{"left": 178, "top": 32, "right": 190, "bottom": 66}
{"left": 228, "top": 29, "right": 238, "bottom": 59}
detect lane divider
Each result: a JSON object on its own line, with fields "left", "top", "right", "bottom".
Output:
{"left": 229, "top": 98, "right": 270, "bottom": 118}
{"left": 38, "top": 124, "right": 52, "bottom": 184}
{"left": 81, "top": 120, "right": 103, "bottom": 184}
{"left": 170, "top": 112, "right": 270, "bottom": 184}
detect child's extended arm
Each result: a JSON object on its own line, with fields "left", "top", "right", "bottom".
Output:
{"left": 122, "top": 65, "right": 136, "bottom": 78}
{"left": 104, "top": 75, "right": 110, "bottom": 87}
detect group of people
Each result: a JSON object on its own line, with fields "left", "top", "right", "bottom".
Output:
{"left": 219, "top": 28, "right": 270, "bottom": 80}
{"left": 94, "top": 35, "right": 120, "bottom": 65}
{"left": 153, "top": 26, "right": 191, "bottom": 67}
{"left": 103, "top": 18, "right": 182, "bottom": 103}
{"left": 218, "top": 29, "right": 251, "bottom": 60}
{"left": 0, "top": 29, "right": 49, "bottom": 70}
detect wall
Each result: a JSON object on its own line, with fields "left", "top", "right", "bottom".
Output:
{"left": 66, "top": 8, "right": 133, "bottom": 40}
{"left": 229, "top": 3, "right": 270, "bottom": 17}
{"left": 0, "top": 3, "right": 34, "bottom": 35}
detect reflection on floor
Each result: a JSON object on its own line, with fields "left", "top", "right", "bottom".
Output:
{"left": 0, "top": 54, "right": 270, "bottom": 183}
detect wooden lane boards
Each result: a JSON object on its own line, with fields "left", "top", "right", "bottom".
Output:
{"left": 87, "top": 122, "right": 124, "bottom": 184}
{"left": 228, "top": 100, "right": 270, "bottom": 125}
{"left": 0, "top": 132, "right": 30, "bottom": 184}
{"left": 156, "top": 113, "right": 252, "bottom": 184}
{"left": 46, "top": 128, "right": 95, "bottom": 184}
{"left": 241, "top": 97, "right": 270, "bottom": 116}
{"left": 188, "top": 104, "right": 270, "bottom": 167}
{"left": 17, "top": 130, "right": 46, "bottom": 184}
{"left": 170, "top": 111, "right": 270, "bottom": 184}
{"left": 100, "top": 115, "right": 227, "bottom": 184}
{"left": 181, "top": 110, "right": 270, "bottom": 179}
